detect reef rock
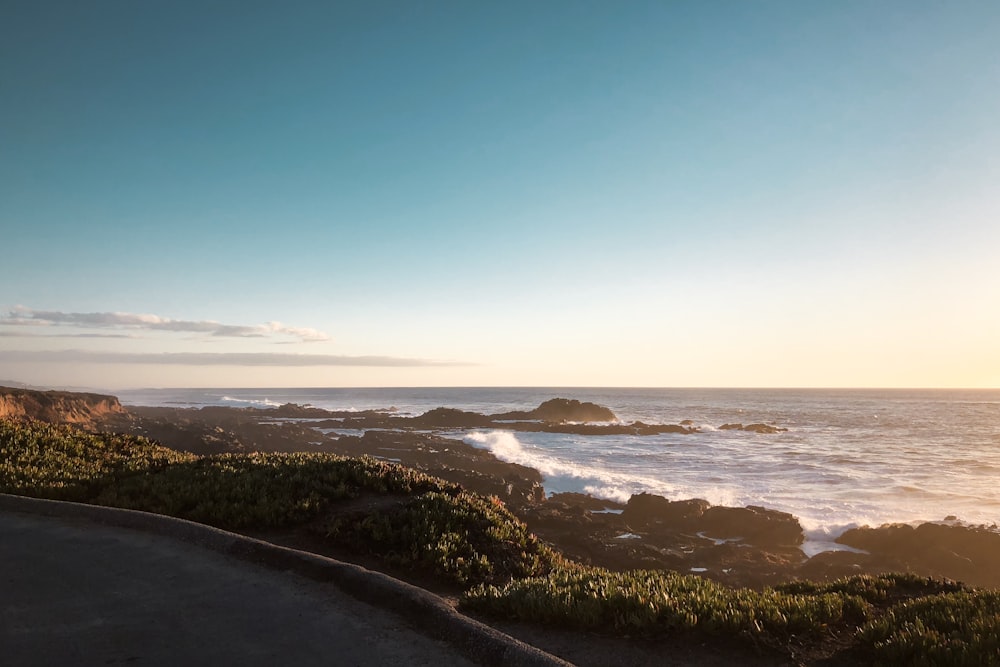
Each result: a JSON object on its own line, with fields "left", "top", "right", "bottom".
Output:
{"left": 621, "top": 493, "right": 803, "bottom": 547}
{"left": 622, "top": 493, "right": 710, "bottom": 525}
{"left": 412, "top": 407, "right": 494, "bottom": 428}
{"left": 836, "top": 522, "right": 1000, "bottom": 587}
{"left": 495, "top": 398, "right": 617, "bottom": 423}
{"left": 698, "top": 505, "right": 804, "bottom": 547}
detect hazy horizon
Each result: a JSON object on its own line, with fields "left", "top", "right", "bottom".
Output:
{"left": 3, "top": 2, "right": 998, "bottom": 389}
{"left": 6, "top": 380, "right": 1000, "bottom": 394}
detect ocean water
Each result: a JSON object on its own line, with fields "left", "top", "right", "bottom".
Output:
{"left": 116, "top": 387, "right": 1000, "bottom": 542}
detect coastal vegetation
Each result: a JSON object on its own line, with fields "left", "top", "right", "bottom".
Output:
{"left": 2, "top": 416, "right": 998, "bottom": 664}
{"left": 0, "top": 418, "right": 557, "bottom": 587}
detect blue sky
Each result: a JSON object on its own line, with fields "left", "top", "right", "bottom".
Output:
{"left": 2, "top": 1, "right": 998, "bottom": 388}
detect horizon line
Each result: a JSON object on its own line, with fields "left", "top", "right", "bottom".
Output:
{"left": 4, "top": 382, "right": 998, "bottom": 393}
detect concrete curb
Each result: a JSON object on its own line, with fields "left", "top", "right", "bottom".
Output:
{"left": 0, "top": 493, "right": 573, "bottom": 667}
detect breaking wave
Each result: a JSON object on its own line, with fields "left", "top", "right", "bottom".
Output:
{"left": 464, "top": 430, "right": 739, "bottom": 506}
{"left": 220, "top": 395, "right": 283, "bottom": 408}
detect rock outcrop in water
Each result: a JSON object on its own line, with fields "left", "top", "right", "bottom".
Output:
{"left": 493, "top": 398, "right": 618, "bottom": 423}
{"left": 411, "top": 407, "right": 496, "bottom": 428}
{"left": 0, "top": 386, "right": 123, "bottom": 426}
{"left": 311, "top": 398, "right": 698, "bottom": 435}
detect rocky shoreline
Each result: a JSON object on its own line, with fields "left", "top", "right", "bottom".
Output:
{"left": 4, "top": 385, "right": 998, "bottom": 590}
{"left": 91, "top": 396, "right": 1000, "bottom": 590}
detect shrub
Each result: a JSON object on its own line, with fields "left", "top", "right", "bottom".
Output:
{"left": 326, "top": 491, "right": 561, "bottom": 586}
{"left": 94, "top": 452, "right": 457, "bottom": 529}
{"left": 464, "top": 567, "right": 859, "bottom": 640}
{"left": 775, "top": 573, "right": 964, "bottom": 604}
{"left": 0, "top": 418, "right": 192, "bottom": 500}
{"left": 858, "top": 590, "right": 1000, "bottom": 665}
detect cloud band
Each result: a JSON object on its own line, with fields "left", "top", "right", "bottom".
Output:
{"left": 1, "top": 307, "right": 330, "bottom": 343}
{"left": 0, "top": 349, "right": 466, "bottom": 367}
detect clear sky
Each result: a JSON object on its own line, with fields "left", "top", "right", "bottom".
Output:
{"left": 1, "top": 1, "right": 998, "bottom": 389}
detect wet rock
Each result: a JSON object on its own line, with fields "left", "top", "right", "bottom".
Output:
{"left": 699, "top": 505, "right": 804, "bottom": 547}
{"left": 686, "top": 542, "right": 806, "bottom": 586}
{"left": 622, "top": 493, "right": 710, "bottom": 526}
{"left": 633, "top": 422, "right": 696, "bottom": 435}
{"left": 836, "top": 522, "right": 1000, "bottom": 587}
{"left": 620, "top": 494, "right": 803, "bottom": 547}
{"left": 744, "top": 423, "right": 788, "bottom": 433}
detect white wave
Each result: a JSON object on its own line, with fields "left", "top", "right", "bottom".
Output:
{"left": 220, "top": 395, "right": 283, "bottom": 408}
{"left": 464, "top": 430, "right": 742, "bottom": 506}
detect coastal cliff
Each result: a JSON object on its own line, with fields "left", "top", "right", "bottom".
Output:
{"left": 0, "top": 386, "right": 124, "bottom": 426}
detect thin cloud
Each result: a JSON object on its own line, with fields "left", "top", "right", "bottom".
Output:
{"left": 0, "top": 332, "right": 135, "bottom": 339}
{"left": 1, "top": 306, "right": 330, "bottom": 343}
{"left": 0, "top": 349, "right": 469, "bottom": 367}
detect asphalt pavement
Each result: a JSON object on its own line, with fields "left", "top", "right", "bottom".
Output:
{"left": 0, "top": 500, "right": 570, "bottom": 667}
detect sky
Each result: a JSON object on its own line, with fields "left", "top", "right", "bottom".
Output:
{"left": 1, "top": 1, "right": 998, "bottom": 389}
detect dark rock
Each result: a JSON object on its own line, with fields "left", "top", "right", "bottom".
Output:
{"left": 699, "top": 505, "right": 804, "bottom": 546}
{"left": 491, "top": 421, "right": 692, "bottom": 436}
{"left": 533, "top": 398, "right": 616, "bottom": 422}
{"left": 548, "top": 492, "right": 625, "bottom": 512}
{"left": 249, "top": 399, "right": 695, "bottom": 436}
{"left": 197, "top": 402, "right": 398, "bottom": 420}
{"left": 836, "top": 522, "right": 1000, "bottom": 587}
{"left": 272, "top": 403, "right": 333, "bottom": 418}
{"left": 744, "top": 423, "right": 788, "bottom": 433}
{"left": 622, "top": 493, "right": 710, "bottom": 526}
{"left": 797, "top": 550, "right": 872, "bottom": 581}
{"left": 412, "top": 407, "right": 494, "bottom": 428}
{"left": 494, "top": 398, "right": 617, "bottom": 423}
{"left": 633, "top": 422, "right": 696, "bottom": 435}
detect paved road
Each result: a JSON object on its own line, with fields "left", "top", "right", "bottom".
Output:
{"left": 1, "top": 511, "right": 476, "bottom": 667}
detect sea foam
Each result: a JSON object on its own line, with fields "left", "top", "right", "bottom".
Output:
{"left": 464, "top": 430, "right": 740, "bottom": 506}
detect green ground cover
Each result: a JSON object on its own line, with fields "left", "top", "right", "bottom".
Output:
{"left": 2, "top": 417, "right": 997, "bottom": 664}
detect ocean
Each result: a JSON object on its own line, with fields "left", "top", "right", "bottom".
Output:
{"left": 115, "top": 387, "right": 1000, "bottom": 546}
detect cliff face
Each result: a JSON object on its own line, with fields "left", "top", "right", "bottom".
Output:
{"left": 0, "top": 387, "right": 124, "bottom": 425}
